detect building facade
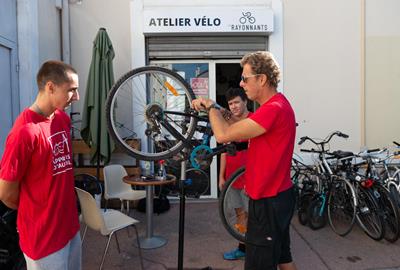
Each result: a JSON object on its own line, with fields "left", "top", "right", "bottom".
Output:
{"left": 1, "top": 0, "right": 399, "bottom": 197}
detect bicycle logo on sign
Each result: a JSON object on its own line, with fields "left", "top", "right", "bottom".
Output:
{"left": 239, "top": 12, "right": 256, "bottom": 24}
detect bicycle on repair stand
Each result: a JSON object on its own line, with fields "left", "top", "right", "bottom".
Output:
{"left": 105, "top": 66, "right": 248, "bottom": 269}
{"left": 105, "top": 66, "right": 246, "bottom": 197}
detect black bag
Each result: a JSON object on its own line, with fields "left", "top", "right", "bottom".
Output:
{"left": 0, "top": 202, "right": 26, "bottom": 270}
{"left": 137, "top": 194, "right": 170, "bottom": 214}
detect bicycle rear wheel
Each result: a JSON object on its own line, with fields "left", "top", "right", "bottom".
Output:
{"left": 160, "top": 167, "right": 209, "bottom": 198}
{"left": 219, "top": 167, "right": 247, "bottom": 243}
{"left": 374, "top": 184, "right": 400, "bottom": 242}
{"left": 307, "top": 196, "right": 327, "bottom": 230}
{"left": 327, "top": 177, "right": 357, "bottom": 236}
{"left": 356, "top": 187, "right": 384, "bottom": 241}
{"left": 106, "top": 66, "right": 198, "bottom": 161}
{"left": 297, "top": 191, "right": 314, "bottom": 226}
{"left": 184, "top": 168, "right": 210, "bottom": 198}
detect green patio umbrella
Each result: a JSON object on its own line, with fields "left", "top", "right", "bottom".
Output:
{"left": 81, "top": 28, "right": 115, "bottom": 172}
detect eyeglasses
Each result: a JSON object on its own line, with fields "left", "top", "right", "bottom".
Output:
{"left": 241, "top": 74, "right": 262, "bottom": 83}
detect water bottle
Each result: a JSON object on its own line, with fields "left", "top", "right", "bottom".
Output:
{"left": 142, "top": 160, "right": 151, "bottom": 177}
{"left": 156, "top": 160, "right": 166, "bottom": 180}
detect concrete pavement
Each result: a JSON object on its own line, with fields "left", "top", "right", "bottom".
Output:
{"left": 80, "top": 200, "right": 400, "bottom": 270}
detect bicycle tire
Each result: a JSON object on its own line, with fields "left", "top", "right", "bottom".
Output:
{"left": 387, "top": 170, "right": 400, "bottom": 207}
{"left": 106, "top": 66, "right": 198, "bottom": 161}
{"left": 374, "top": 184, "right": 400, "bottom": 242}
{"left": 327, "top": 177, "right": 357, "bottom": 236}
{"left": 297, "top": 192, "right": 314, "bottom": 226}
{"left": 307, "top": 196, "right": 327, "bottom": 230}
{"left": 219, "top": 167, "right": 247, "bottom": 243}
{"left": 184, "top": 168, "right": 210, "bottom": 198}
{"left": 160, "top": 168, "right": 209, "bottom": 198}
{"left": 356, "top": 187, "right": 384, "bottom": 241}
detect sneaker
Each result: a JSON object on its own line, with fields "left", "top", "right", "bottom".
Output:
{"left": 223, "top": 248, "right": 245, "bottom": 260}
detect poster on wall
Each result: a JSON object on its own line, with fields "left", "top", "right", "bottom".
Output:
{"left": 190, "top": 78, "right": 209, "bottom": 98}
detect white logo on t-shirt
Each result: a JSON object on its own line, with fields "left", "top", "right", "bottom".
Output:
{"left": 48, "top": 131, "right": 72, "bottom": 176}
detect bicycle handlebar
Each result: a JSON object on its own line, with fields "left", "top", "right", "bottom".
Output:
{"left": 298, "top": 131, "right": 349, "bottom": 146}
{"left": 394, "top": 141, "right": 400, "bottom": 147}
{"left": 300, "top": 148, "right": 333, "bottom": 155}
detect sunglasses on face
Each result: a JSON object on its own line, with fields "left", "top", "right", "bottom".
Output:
{"left": 241, "top": 74, "right": 262, "bottom": 83}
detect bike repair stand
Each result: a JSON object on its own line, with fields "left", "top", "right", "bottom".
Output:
{"left": 177, "top": 158, "right": 187, "bottom": 270}
{"left": 177, "top": 152, "right": 213, "bottom": 270}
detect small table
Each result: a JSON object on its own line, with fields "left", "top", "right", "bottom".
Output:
{"left": 123, "top": 174, "right": 176, "bottom": 249}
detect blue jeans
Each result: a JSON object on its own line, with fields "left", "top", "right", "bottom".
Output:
{"left": 24, "top": 232, "right": 81, "bottom": 270}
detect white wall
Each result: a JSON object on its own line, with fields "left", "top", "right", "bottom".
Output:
{"left": 69, "top": 0, "right": 132, "bottom": 115}
{"left": 17, "top": 0, "right": 39, "bottom": 110}
{"left": 69, "top": 0, "right": 400, "bottom": 154}
{"left": 17, "top": 0, "right": 63, "bottom": 110}
{"left": 38, "top": 0, "right": 62, "bottom": 63}
{"left": 284, "top": 0, "right": 362, "bottom": 152}
{"left": 365, "top": 0, "right": 400, "bottom": 148}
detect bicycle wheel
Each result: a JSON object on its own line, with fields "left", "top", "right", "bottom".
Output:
{"left": 387, "top": 171, "right": 400, "bottom": 207}
{"left": 160, "top": 167, "right": 209, "bottom": 198}
{"left": 184, "top": 168, "right": 210, "bottom": 198}
{"left": 388, "top": 184, "right": 400, "bottom": 207}
{"left": 356, "top": 187, "right": 384, "bottom": 241}
{"left": 297, "top": 191, "right": 314, "bottom": 226}
{"left": 219, "top": 167, "right": 247, "bottom": 243}
{"left": 374, "top": 184, "right": 400, "bottom": 242}
{"left": 327, "top": 177, "right": 357, "bottom": 236}
{"left": 106, "top": 66, "right": 198, "bottom": 161}
{"left": 307, "top": 196, "right": 327, "bottom": 230}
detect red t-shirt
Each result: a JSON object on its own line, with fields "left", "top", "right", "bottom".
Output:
{"left": 225, "top": 112, "right": 253, "bottom": 189}
{"left": 0, "top": 109, "right": 80, "bottom": 260}
{"left": 245, "top": 93, "right": 296, "bottom": 199}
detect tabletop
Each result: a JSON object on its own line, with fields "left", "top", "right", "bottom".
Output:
{"left": 123, "top": 174, "right": 176, "bottom": 186}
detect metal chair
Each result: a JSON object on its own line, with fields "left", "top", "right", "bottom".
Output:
{"left": 103, "top": 164, "right": 146, "bottom": 213}
{"left": 75, "top": 187, "right": 144, "bottom": 270}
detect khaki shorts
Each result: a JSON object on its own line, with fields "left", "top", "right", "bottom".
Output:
{"left": 24, "top": 231, "right": 81, "bottom": 270}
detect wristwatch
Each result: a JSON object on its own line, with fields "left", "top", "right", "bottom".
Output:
{"left": 207, "top": 103, "right": 222, "bottom": 111}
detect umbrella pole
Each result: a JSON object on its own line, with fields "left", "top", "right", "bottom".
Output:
{"left": 96, "top": 147, "right": 100, "bottom": 181}
{"left": 96, "top": 105, "right": 101, "bottom": 182}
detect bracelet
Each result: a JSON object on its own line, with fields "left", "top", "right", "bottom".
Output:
{"left": 207, "top": 103, "right": 222, "bottom": 111}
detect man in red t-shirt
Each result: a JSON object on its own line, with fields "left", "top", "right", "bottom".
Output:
{"left": 193, "top": 51, "right": 297, "bottom": 270}
{"left": 0, "top": 61, "right": 81, "bottom": 270}
{"left": 219, "top": 87, "right": 252, "bottom": 260}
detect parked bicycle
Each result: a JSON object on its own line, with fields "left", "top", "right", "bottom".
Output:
{"left": 297, "top": 131, "right": 358, "bottom": 236}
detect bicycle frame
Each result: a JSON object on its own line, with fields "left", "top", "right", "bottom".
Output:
{"left": 155, "top": 108, "right": 241, "bottom": 169}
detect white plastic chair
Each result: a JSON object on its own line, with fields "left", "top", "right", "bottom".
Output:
{"left": 75, "top": 187, "right": 144, "bottom": 270}
{"left": 103, "top": 164, "right": 146, "bottom": 213}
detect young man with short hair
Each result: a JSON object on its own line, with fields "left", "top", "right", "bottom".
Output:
{"left": 0, "top": 60, "right": 81, "bottom": 270}
{"left": 219, "top": 87, "right": 251, "bottom": 260}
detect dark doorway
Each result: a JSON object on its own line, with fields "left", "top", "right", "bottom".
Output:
{"left": 215, "top": 63, "right": 255, "bottom": 112}
{"left": 216, "top": 63, "right": 241, "bottom": 108}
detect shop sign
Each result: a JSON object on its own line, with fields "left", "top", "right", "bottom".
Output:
{"left": 190, "top": 78, "right": 209, "bottom": 97}
{"left": 143, "top": 7, "right": 273, "bottom": 34}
